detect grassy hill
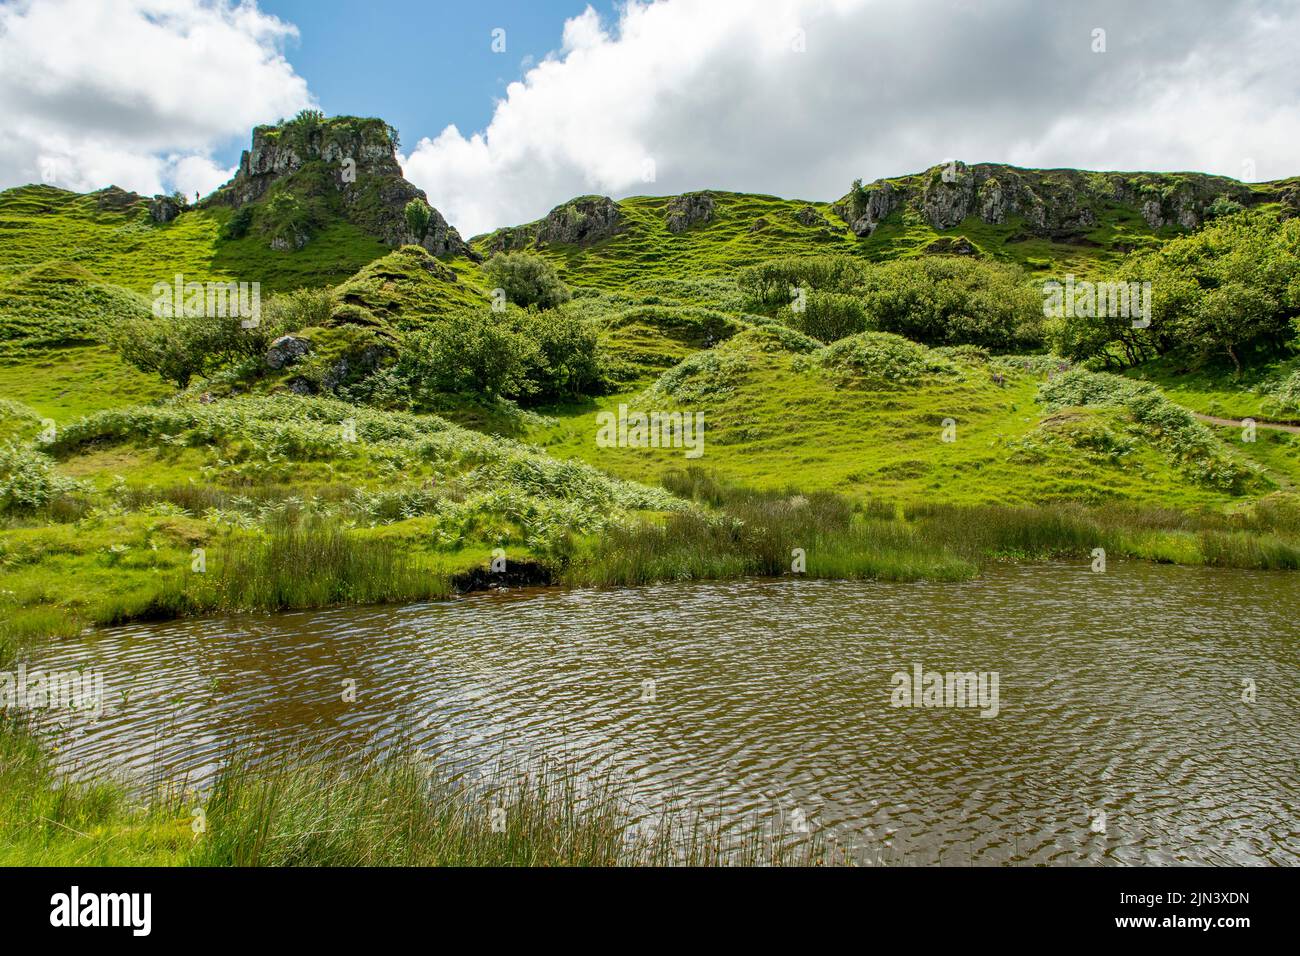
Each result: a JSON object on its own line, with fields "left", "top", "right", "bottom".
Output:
{"left": 1, "top": 143, "right": 1297, "bottom": 656}
{"left": 473, "top": 164, "right": 1299, "bottom": 294}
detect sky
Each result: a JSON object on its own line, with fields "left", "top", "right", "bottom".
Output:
{"left": 1, "top": 0, "right": 1298, "bottom": 238}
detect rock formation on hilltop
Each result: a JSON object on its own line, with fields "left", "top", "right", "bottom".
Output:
{"left": 833, "top": 162, "right": 1266, "bottom": 241}
{"left": 482, "top": 195, "right": 625, "bottom": 252}
{"left": 206, "top": 112, "right": 473, "bottom": 258}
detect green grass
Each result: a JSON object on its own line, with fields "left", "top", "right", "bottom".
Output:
{"left": 527, "top": 328, "right": 1270, "bottom": 508}
{"left": 0, "top": 347, "right": 170, "bottom": 422}
{"left": 0, "top": 185, "right": 391, "bottom": 295}
{"left": 0, "top": 727, "right": 835, "bottom": 867}
{"left": 1124, "top": 351, "right": 1300, "bottom": 421}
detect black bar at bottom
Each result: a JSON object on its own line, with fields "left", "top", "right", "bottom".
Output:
{"left": 0, "top": 865, "right": 1289, "bottom": 943}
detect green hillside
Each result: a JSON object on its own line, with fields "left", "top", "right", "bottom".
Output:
{"left": 1, "top": 132, "right": 1298, "bottom": 662}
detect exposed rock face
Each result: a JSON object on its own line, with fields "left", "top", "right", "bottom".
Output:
{"left": 208, "top": 117, "right": 472, "bottom": 258}
{"left": 484, "top": 196, "right": 624, "bottom": 252}
{"left": 924, "top": 236, "right": 978, "bottom": 256}
{"left": 321, "top": 342, "right": 394, "bottom": 392}
{"left": 834, "top": 162, "right": 1258, "bottom": 239}
{"left": 148, "top": 195, "right": 182, "bottom": 223}
{"left": 270, "top": 230, "right": 309, "bottom": 252}
{"left": 842, "top": 181, "right": 897, "bottom": 236}
{"left": 94, "top": 186, "right": 144, "bottom": 212}
{"left": 793, "top": 205, "right": 826, "bottom": 227}
{"left": 665, "top": 191, "right": 716, "bottom": 233}
{"left": 535, "top": 196, "right": 623, "bottom": 245}
{"left": 266, "top": 335, "right": 313, "bottom": 370}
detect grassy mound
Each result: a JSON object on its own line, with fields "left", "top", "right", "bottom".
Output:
{"left": 812, "top": 331, "right": 956, "bottom": 386}
{"left": 0, "top": 261, "right": 151, "bottom": 357}
{"left": 0, "top": 393, "right": 679, "bottom": 641}
{"left": 1037, "top": 369, "right": 1259, "bottom": 492}
{"left": 333, "top": 245, "right": 486, "bottom": 326}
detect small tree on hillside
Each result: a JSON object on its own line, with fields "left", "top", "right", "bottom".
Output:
{"left": 482, "top": 252, "right": 571, "bottom": 310}
{"left": 404, "top": 198, "right": 432, "bottom": 242}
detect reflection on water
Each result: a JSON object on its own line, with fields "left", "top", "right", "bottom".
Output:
{"left": 23, "top": 562, "right": 1300, "bottom": 865}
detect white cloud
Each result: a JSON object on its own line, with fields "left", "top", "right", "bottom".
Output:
{"left": 0, "top": 0, "right": 312, "bottom": 196}
{"left": 402, "top": 0, "right": 1300, "bottom": 238}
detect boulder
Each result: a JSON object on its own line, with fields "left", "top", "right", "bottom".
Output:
{"left": 266, "top": 334, "right": 313, "bottom": 370}
{"left": 148, "top": 195, "right": 182, "bottom": 223}
{"left": 793, "top": 205, "right": 825, "bottom": 227}
{"left": 665, "top": 191, "right": 716, "bottom": 233}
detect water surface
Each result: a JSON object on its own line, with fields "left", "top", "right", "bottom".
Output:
{"left": 24, "top": 562, "right": 1300, "bottom": 865}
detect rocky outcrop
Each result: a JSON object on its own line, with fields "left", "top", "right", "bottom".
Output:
{"left": 924, "top": 236, "right": 978, "bottom": 256}
{"left": 793, "top": 205, "right": 826, "bottom": 227}
{"left": 840, "top": 181, "right": 898, "bottom": 236}
{"left": 148, "top": 194, "right": 182, "bottom": 223}
{"left": 207, "top": 115, "right": 472, "bottom": 258}
{"left": 483, "top": 196, "right": 624, "bottom": 252}
{"left": 665, "top": 191, "right": 716, "bottom": 233}
{"left": 266, "top": 335, "right": 312, "bottom": 370}
{"left": 834, "top": 162, "right": 1258, "bottom": 240}
{"left": 93, "top": 186, "right": 144, "bottom": 212}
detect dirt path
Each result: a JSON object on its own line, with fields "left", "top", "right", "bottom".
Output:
{"left": 1193, "top": 412, "right": 1300, "bottom": 435}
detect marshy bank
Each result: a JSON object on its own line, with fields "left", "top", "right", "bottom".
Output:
{"left": 3, "top": 473, "right": 1299, "bottom": 656}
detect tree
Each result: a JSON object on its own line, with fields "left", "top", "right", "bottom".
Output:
{"left": 394, "top": 309, "right": 534, "bottom": 398}
{"left": 849, "top": 178, "right": 870, "bottom": 219}
{"left": 515, "top": 308, "right": 604, "bottom": 399}
{"left": 404, "top": 198, "right": 432, "bottom": 242}
{"left": 482, "top": 252, "right": 571, "bottom": 310}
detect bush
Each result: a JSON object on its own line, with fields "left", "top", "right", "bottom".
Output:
{"left": 813, "top": 332, "right": 953, "bottom": 385}
{"left": 737, "top": 255, "right": 867, "bottom": 309}
{"left": 404, "top": 199, "right": 432, "bottom": 241}
{"left": 857, "top": 257, "right": 1043, "bottom": 351}
{"left": 0, "top": 443, "right": 83, "bottom": 512}
{"left": 108, "top": 292, "right": 300, "bottom": 389}
{"left": 482, "top": 252, "right": 571, "bottom": 310}
{"left": 1266, "top": 369, "right": 1300, "bottom": 415}
{"left": 258, "top": 190, "right": 321, "bottom": 249}
{"left": 515, "top": 310, "right": 604, "bottom": 400}
{"left": 220, "top": 206, "right": 254, "bottom": 240}
{"left": 1038, "top": 368, "right": 1252, "bottom": 490}
{"left": 784, "top": 291, "right": 872, "bottom": 342}
{"left": 261, "top": 288, "right": 335, "bottom": 333}
{"left": 392, "top": 309, "right": 533, "bottom": 399}
{"left": 1051, "top": 212, "right": 1300, "bottom": 368}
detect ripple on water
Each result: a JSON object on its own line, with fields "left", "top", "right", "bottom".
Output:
{"left": 21, "top": 561, "right": 1300, "bottom": 865}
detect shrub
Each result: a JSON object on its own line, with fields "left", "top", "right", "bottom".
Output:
{"left": 857, "top": 257, "right": 1043, "bottom": 351}
{"left": 515, "top": 309, "right": 605, "bottom": 400}
{"left": 220, "top": 206, "right": 254, "bottom": 240}
{"left": 404, "top": 198, "right": 432, "bottom": 241}
{"left": 0, "top": 443, "right": 83, "bottom": 512}
{"left": 1052, "top": 212, "right": 1300, "bottom": 368}
{"left": 737, "top": 255, "right": 867, "bottom": 308}
{"left": 261, "top": 288, "right": 335, "bottom": 333}
{"left": 813, "top": 332, "right": 953, "bottom": 386}
{"left": 482, "top": 252, "right": 571, "bottom": 310}
{"left": 393, "top": 309, "right": 533, "bottom": 399}
{"left": 1038, "top": 369, "right": 1253, "bottom": 490}
{"left": 258, "top": 190, "right": 321, "bottom": 249}
{"left": 1265, "top": 369, "right": 1300, "bottom": 416}
{"left": 784, "top": 291, "right": 872, "bottom": 342}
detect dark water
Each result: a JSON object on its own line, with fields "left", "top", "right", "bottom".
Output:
{"left": 22, "top": 562, "right": 1300, "bottom": 865}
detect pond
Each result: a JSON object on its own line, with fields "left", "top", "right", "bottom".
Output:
{"left": 21, "top": 561, "right": 1300, "bottom": 865}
